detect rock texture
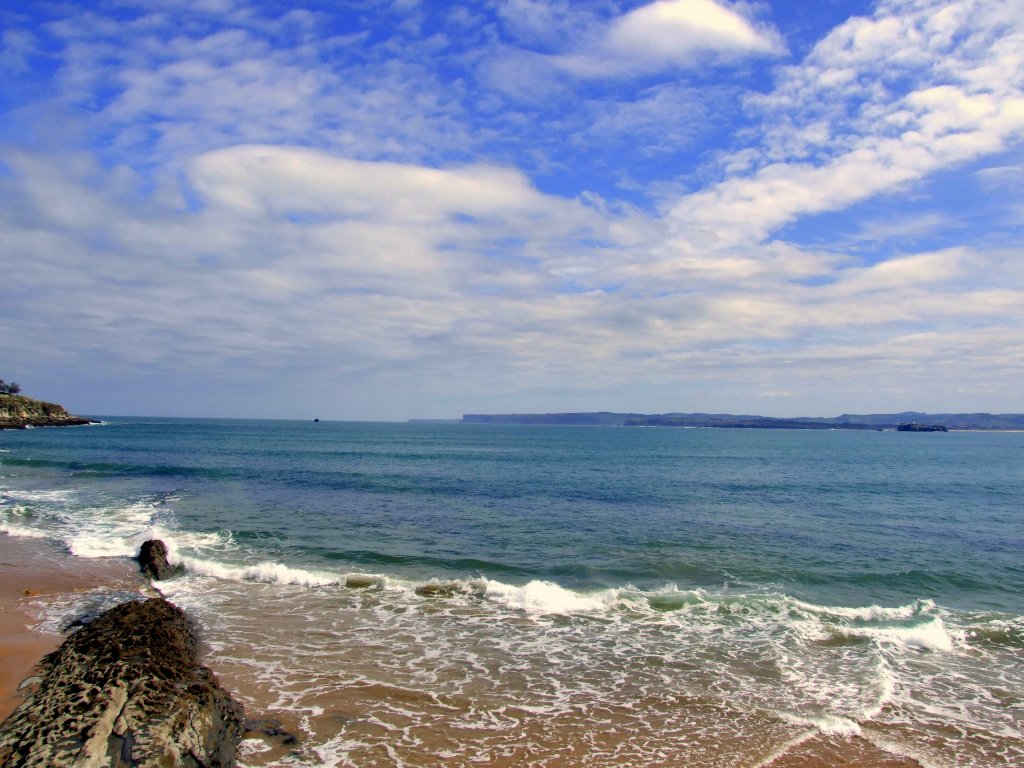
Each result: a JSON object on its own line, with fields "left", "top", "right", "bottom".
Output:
{"left": 137, "top": 540, "right": 183, "bottom": 581}
{"left": 0, "top": 598, "right": 244, "bottom": 767}
{"left": 0, "top": 394, "right": 97, "bottom": 430}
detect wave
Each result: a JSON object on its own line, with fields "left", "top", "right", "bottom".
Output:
{"left": 828, "top": 615, "right": 954, "bottom": 652}
{"left": 176, "top": 555, "right": 344, "bottom": 588}
{"left": 790, "top": 597, "right": 937, "bottom": 622}
{"left": 148, "top": 542, "right": 965, "bottom": 647}
{"left": 1, "top": 487, "right": 79, "bottom": 503}
{"left": 484, "top": 579, "right": 619, "bottom": 614}
{"left": 0, "top": 456, "right": 242, "bottom": 480}
{"left": 0, "top": 488, "right": 978, "bottom": 655}
{"left": 0, "top": 482, "right": 995, "bottom": 662}
{"left": 0, "top": 521, "right": 50, "bottom": 539}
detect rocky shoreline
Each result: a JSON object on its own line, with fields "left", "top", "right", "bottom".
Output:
{"left": 0, "top": 394, "right": 98, "bottom": 430}
{"left": 0, "top": 542, "right": 247, "bottom": 767}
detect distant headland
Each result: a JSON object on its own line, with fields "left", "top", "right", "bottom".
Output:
{"left": 0, "top": 390, "right": 98, "bottom": 430}
{"left": 455, "top": 411, "right": 1024, "bottom": 430}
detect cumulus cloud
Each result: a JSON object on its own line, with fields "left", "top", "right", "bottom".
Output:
{"left": 1, "top": 0, "right": 1023, "bottom": 418}
{"left": 668, "top": 0, "right": 1024, "bottom": 247}
{"left": 187, "top": 145, "right": 551, "bottom": 222}
{"left": 596, "top": 0, "right": 784, "bottom": 67}
{"left": 497, "top": 0, "right": 785, "bottom": 81}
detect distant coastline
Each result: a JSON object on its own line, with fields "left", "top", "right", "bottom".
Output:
{"left": 453, "top": 411, "right": 1024, "bottom": 430}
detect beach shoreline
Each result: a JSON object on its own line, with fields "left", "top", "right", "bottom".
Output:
{"left": 0, "top": 533, "right": 923, "bottom": 768}
{"left": 0, "top": 532, "right": 932, "bottom": 768}
{"left": 0, "top": 534, "right": 144, "bottom": 720}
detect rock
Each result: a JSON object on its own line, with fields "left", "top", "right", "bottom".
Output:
{"left": 0, "top": 598, "right": 244, "bottom": 767}
{"left": 344, "top": 575, "right": 378, "bottom": 589}
{"left": 896, "top": 422, "right": 948, "bottom": 432}
{"left": 137, "top": 540, "right": 182, "bottom": 581}
{"left": 415, "top": 582, "right": 462, "bottom": 598}
{"left": 244, "top": 718, "right": 298, "bottom": 746}
{"left": 0, "top": 394, "right": 98, "bottom": 430}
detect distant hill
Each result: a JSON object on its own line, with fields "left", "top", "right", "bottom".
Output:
{"left": 459, "top": 411, "right": 1024, "bottom": 430}
{"left": 0, "top": 394, "right": 97, "bottom": 429}
{"left": 461, "top": 412, "right": 647, "bottom": 426}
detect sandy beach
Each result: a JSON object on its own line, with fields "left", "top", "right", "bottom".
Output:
{"left": 1, "top": 532, "right": 928, "bottom": 767}
{"left": 0, "top": 534, "right": 143, "bottom": 720}
{"left": 1, "top": 535, "right": 920, "bottom": 768}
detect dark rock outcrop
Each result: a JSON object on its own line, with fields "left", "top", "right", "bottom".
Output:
{"left": 896, "top": 422, "right": 948, "bottom": 432}
{"left": 137, "top": 540, "right": 183, "bottom": 581}
{"left": 244, "top": 718, "right": 298, "bottom": 746}
{"left": 0, "top": 394, "right": 97, "bottom": 430}
{"left": 0, "top": 598, "right": 244, "bottom": 767}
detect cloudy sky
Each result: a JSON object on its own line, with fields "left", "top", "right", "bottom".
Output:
{"left": 2, "top": 0, "right": 1022, "bottom": 420}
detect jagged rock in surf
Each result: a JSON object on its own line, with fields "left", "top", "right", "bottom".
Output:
{"left": 0, "top": 598, "right": 244, "bottom": 767}
{"left": 137, "top": 539, "right": 182, "bottom": 581}
{"left": 244, "top": 717, "right": 298, "bottom": 746}
{"left": 415, "top": 582, "right": 463, "bottom": 598}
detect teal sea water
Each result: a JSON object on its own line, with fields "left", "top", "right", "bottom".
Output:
{"left": 2, "top": 419, "right": 1022, "bottom": 767}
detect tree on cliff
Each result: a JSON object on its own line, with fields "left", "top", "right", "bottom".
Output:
{"left": 0, "top": 380, "right": 21, "bottom": 395}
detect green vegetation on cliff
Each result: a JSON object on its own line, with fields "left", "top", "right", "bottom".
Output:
{"left": 0, "top": 394, "right": 96, "bottom": 430}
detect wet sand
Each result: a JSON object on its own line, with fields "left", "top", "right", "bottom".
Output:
{"left": 764, "top": 734, "right": 921, "bottom": 767}
{"left": 1, "top": 534, "right": 926, "bottom": 767}
{"left": 0, "top": 534, "right": 142, "bottom": 720}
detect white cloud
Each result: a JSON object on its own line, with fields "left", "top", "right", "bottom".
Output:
{"left": 2, "top": 0, "right": 1024, "bottom": 418}
{"left": 187, "top": 145, "right": 552, "bottom": 222}
{"left": 36, "top": 5, "right": 475, "bottom": 168}
{"left": 583, "top": 84, "right": 716, "bottom": 155}
{"left": 0, "top": 28, "right": 36, "bottom": 74}
{"left": 552, "top": 0, "right": 785, "bottom": 78}
{"left": 668, "top": 0, "right": 1024, "bottom": 248}
{"left": 605, "top": 0, "right": 781, "bottom": 58}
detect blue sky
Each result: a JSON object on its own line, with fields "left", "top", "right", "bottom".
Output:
{"left": 2, "top": 0, "right": 1022, "bottom": 420}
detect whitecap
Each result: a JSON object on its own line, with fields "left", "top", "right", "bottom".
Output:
{"left": 177, "top": 555, "right": 342, "bottom": 587}
{"left": 839, "top": 616, "right": 954, "bottom": 652}
{"left": 790, "top": 597, "right": 936, "bottom": 622}
{"left": 484, "top": 578, "right": 617, "bottom": 615}
{"left": 0, "top": 522, "right": 50, "bottom": 539}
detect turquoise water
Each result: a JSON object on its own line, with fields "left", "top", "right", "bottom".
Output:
{"left": 2, "top": 419, "right": 1022, "bottom": 766}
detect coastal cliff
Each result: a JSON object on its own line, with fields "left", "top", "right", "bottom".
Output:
{"left": 0, "top": 395, "right": 96, "bottom": 430}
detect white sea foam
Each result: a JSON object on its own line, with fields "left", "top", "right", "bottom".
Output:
{"left": 484, "top": 578, "right": 617, "bottom": 614}
{"left": 0, "top": 521, "right": 50, "bottom": 539}
{"left": 178, "top": 555, "right": 343, "bottom": 587}
{"left": 643, "top": 584, "right": 709, "bottom": 611}
{"left": 790, "top": 597, "right": 936, "bottom": 622}
{"left": 779, "top": 711, "right": 863, "bottom": 737}
{"left": 65, "top": 501, "right": 163, "bottom": 558}
{"left": 1, "top": 488, "right": 78, "bottom": 504}
{"left": 840, "top": 615, "right": 954, "bottom": 652}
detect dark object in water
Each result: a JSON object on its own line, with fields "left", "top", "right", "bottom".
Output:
{"left": 137, "top": 539, "right": 183, "bottom": 581}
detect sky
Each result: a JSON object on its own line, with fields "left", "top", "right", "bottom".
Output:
{"left": 1, "top": 0, "right": 1022, "bottom": 421}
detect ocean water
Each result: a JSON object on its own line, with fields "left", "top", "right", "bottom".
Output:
{"left": 1, "top": 418, "right": 1022, "bottom": 767}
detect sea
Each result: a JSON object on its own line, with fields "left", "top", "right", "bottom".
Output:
{"left": 1, "top": 418, "right": 1022, "bottom": 767}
